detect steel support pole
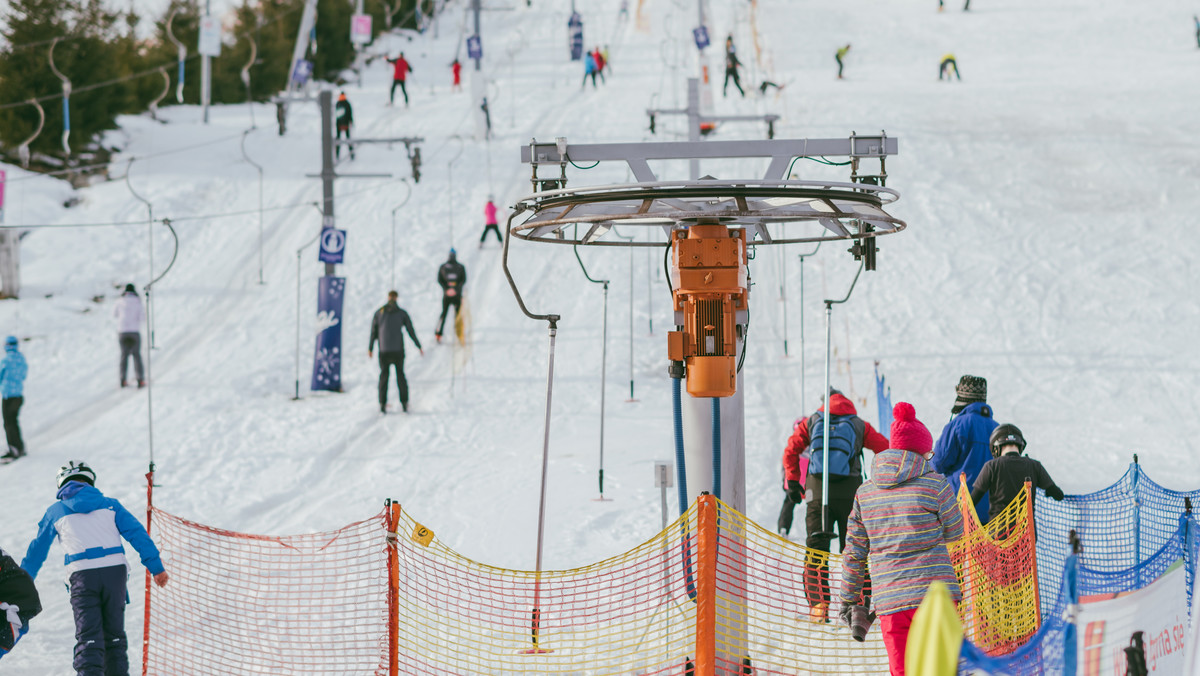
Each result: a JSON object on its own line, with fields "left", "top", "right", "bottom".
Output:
{"left": 821, "top": 301, "right": 832, "bottom": 533}
{"left": 319, "top": 91, "right": 336, "bottom": 276}
{"left": 202, "top": 0, "right": 211, "bottom": 124}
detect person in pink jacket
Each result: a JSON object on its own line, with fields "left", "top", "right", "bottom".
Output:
{"left": 479, "top": 196, "right": 502, "bottom": 246}
{"left": 839, "top": 402, "right": 963, "bottom": 675}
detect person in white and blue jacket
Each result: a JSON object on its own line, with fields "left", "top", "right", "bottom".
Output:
{"left": 21, "top": 462, "right": 169, "bottom": 676}
{"left": 0, "top": 336, "right": 27, "bottom": 461}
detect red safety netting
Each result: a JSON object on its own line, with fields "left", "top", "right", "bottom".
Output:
{"left": 144, "top": 506, "right": 390, "bottom": 675}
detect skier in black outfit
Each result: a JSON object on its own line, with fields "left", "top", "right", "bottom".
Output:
{"left": 335, "top": 92, "right": 355, "bottom": 160}
{"left": 970, "top": 423, "right": 1064, "bottom": 530}
{"left": 369, "top": 291, "right": 423, "bottom": 413}
{"left": 723, "top": 37, "right": 745, "bottom": 97}
{"left": 435, "top": 249, "right": 466, "bottom": 343}
{"left": 0, "top": 544, "right": 41, "bottom": 655}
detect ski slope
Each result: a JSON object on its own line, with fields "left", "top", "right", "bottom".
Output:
{"left": 2, "top": 0, "right": 1198, "bottom": 671}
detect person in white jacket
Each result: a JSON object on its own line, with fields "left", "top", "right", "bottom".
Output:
{"left": 113, "top": 284, "right": 144, "bottom": 388}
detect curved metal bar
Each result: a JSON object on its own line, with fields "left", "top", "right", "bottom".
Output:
{"left": 501, "top": 209, "right": 559, "bottom": 324}
{"left": 48, "top": 38, "right": 71, "bottom": 156}
{"left": 148, "top": 67, "right": 171, "bottom": 120}
{"left": 241, "top": 35, "right": 258, "bottom": 128}
{"left": 827, "top": 258, "right": 865, "bottom": 307}
{"left": 571, "top": 225, "right": 609, "bottom": 286}
{"left": 389, "top": 179, "right": 413, "bottom": 290}
{"left": 149, "top": 218, "right": 180, "bottom": 290}
{"left": 166, "top": 9, "right": 186, "bottom": 103}
{"left": 17, "top": 98, "right": 45, "bottom": 167}
{"left": 241, "top": 129, "right": 265, "bottom": 283}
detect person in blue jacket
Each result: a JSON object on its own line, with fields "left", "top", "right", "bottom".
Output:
{"left": 0, "top": 336, "right": 27, "bottom": 462}
{"left": 22, "top": 462, "right": 169, "bottom": 676}
{"left": 931, "top": 374, "right": 998, "bottom": 522}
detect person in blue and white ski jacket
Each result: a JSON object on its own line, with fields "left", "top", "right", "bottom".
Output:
{"left": 22, "top": 462, "right": 168, "bottom": 676}
{"left": 0, "top": 336, "right": 27, "bottom": 460}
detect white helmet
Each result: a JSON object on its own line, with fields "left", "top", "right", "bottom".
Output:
{"left": 56, "top": 461, "right": 96, "bottom": 488}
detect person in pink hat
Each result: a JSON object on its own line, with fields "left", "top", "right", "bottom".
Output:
{"left": 838, "top": 402, "right": 963, "bottom": 676}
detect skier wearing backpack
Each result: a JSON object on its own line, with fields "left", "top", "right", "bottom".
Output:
{"left": 335, "top": 92, "right": 355, "bottom": 160}
{"left": 781, "top": 388, "right": 889, "bottom": 623}
{"left": 931, "top": 375, "right": 998, "bottom": 522}
{"left": 435, "top": 249, "right": 467, "bottom": 343}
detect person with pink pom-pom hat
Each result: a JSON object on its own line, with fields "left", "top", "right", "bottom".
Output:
{"left": 838, "top": 402, "right": 964, "bottom": 676}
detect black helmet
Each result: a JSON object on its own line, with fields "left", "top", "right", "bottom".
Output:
{"left": 989, "top": 424, "right": 1026, "bottom": 457}
{"left": 56, "top": 461, "right": 96, "bottom": 488}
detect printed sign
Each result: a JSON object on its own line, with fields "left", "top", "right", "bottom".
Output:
{"left": 693, "top": 26, "right": 710, "bottom": 51}
{"left": 198, "top": 15, "right": 222, "bottom": 57}
{"left": 1076, "top": 559, "right": 1188, "bottom": 675}
{"left": 311, "top": 276, "right": 345, "bottom": 392}
{"left": 292, "top": 59, "right": 314, "bottom": 86}
{"left": 466, "top": 35, "right": 482, "bottom": 60}
{"left": 318, "top": 228, "right": 346, "bottom": 265}
{"left": 350, "top": 14, "right": 372, "bottom": 44}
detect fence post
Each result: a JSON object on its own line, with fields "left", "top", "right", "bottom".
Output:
{"left": 386, "top": 500, "right": 400, "bottom": 676}
{"left": 1062, "top": 531, "right": 1082, "bottom": 676}
{"left": 142, "top": 466, "right": 155, "bottom": 676}
{"left": 1025, "top": 481, "right": 1042, "bottom": 630}
{"left": 695, "top": 494, "right": 717, "bottom": 676}
{"left": 1131, "top": 457, "right": 1141, "bottom": 583}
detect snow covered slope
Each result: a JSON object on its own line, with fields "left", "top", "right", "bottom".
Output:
{"left": 2, "top": 0, "right": 1198, "bottom": 671}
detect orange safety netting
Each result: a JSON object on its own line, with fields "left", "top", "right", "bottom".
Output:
{"left": 144, "top": 492, "right": 1041, "bottom": 674}
{"left": 948, "top": 477, "right": 1041, "bottom": 656}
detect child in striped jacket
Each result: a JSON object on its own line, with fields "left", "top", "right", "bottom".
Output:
{"left": 839, "top": 402, "right": 963, "bottom": 676}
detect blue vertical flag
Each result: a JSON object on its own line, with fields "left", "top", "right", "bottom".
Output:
{"left": 875, "top": 361, "right": 893, "bottom": 436}
{"left": 311, "top": 276, "right": 345, "bottom": 392}
{"left": 568, "top": 13, "right": 584, "bottom": 61}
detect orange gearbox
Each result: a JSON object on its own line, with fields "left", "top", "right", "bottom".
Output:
{"left": 667, "top": 224, "right": 748, "bottom": 398}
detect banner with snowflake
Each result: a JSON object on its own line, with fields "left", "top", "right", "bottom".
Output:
{"left": 311, "top": 276, "right": 345, "bottom": 392}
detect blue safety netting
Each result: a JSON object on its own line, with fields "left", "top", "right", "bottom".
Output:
{"left": 1034, "top": 461, "right": 1200, "bottom": 619}
{"left": 960, "top": 515, "right": 1198, "bottom": 674}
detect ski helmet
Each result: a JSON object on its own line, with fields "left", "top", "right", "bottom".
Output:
{"left": 989, "top": 424, "right": 1026, "bottom": 457}
{"left": 56, "top": 461, "right": 96, "bottom": 488}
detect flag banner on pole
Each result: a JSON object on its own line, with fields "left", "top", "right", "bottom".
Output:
{"left": 311, "top": 276, "right": 345, "bottom": 392}
{"left": 874, "top": 363, "right": 892, "bottom": 436}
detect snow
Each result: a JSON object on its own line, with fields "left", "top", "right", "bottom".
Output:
{"left": 2, "top": 0, "right": 1199, "bottom": 671}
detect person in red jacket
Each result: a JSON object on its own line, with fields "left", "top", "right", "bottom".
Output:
{"left": 780, "top": 388, "right": 889, "bottom": 622}
{"left": 387, "top": 52, "right": 413, "bottom": 106}
{"left": 592, "top": 46, "right": 606, "bottom": 84}
{"left": 451, "top": 59, "right": 462, "bottom": 92}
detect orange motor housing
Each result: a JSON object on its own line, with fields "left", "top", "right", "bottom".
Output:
{"left": 667, "top": 224, "right": 748, "bottom": 398}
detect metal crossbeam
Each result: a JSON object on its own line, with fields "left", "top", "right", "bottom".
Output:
{"left": 333, "top": 136, "right": 424, "bottom": 147}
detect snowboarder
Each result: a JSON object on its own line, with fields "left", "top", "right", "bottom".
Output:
{"left": 971, "top": 424, "right": 1064, "bottom": 527}
{"left": 839, "top": 403, "right": 963, "bottom": 676}
{"left": 0, "top": 337, "right": 27, "bottom": 462}
{"left": 335, "top": 92, "right": 355, "bottom": 160}
{"left": 275, "top": 100, "right": 287, "bottom": 136}
{"left": 114, "top": 283, "right": 145, "bottom": 388}
{"left": 720, "top": 43, "right": 739, "bottom": 96}
{"left": 387, "top": 52, "right": 413, "bottom": 106}
{"left": 451, "top": 59, "right": 462, "bottom": 92}
{"left": 939, "top": 53, "right": 961, "bottom": 81}
{"left": 836, "top": 44, "right": 851, "bottom": 80}
{"left": 480, "top": 196, "right": 502, "bottom": 246}
{"left": 781, "top": 388, "right": 889, "bottom": 623}
{"left": 369, "top": 291, "right": 423, "bottom": 414}
{"left": 582, "top": 51, "right": 599, "bottom": 89}
{"left": 931, "top": 374, "right": 997, "bottom": 522}
{"left": 435, "top": 249, "right": 466, "bottom": 342}
{"left": 21, "top": 461, "right": 169, "bottom": 675}
{"left": 0, "top": 543, "right": 41, "bottom": 657}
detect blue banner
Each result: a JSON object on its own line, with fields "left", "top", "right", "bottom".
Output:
{"left": 693, "top": 26, "right": 710, "bottom": 51}
{"left": 292, "top": 59, "right": 313, "bottom": 86}
{"left": 311, "top": 276, "right": 345, "bottom": 392}
{"left": 874, "top": 361, "right": 893, "bottom": 436}
{"left": 318, "top": 228, "right": 346, "bottom": 264}
{"left": 568, "top": 13, "right": 583, "bottom": 61}
{"left": 467, "top": 35, "right": 482, "bottom": 60}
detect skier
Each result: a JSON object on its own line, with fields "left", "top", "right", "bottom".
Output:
{"left": 387, "top": 52, "right": 413, "bottom": 107}
{"left": 781, "top": 388, "right": 889, "bottom": 623}
{"left": 451, "top": 58, "right": 462, "bottom": 92}
{"left": 836, "top": 44, "right": 851, "bottom": 80}
{"left": 618, "top": 0, "right": 629, "bottom": 20}
{"left": 0, "top": 337, "right": 27, "bottom": 462}
{"left": 0, "top": 543, "right": 40, "bottom": 657}
{"left": 939, "top": 53, "right": 961, "bottom": 81}
{"left": 369, "top": 291, "right": 424, "bottom": 414}
{"left": 21, "top": 462, "right": 169, "bottom": 675}
{"left": 275, "top": 100, "right": 287, "bottom": 136}
{"left": 593, "top": 46, "right": 607, "bottom": 83}
{"left": 723, "top": 43, "right": 745, "bottom": 97}
{"left": 480, "top": 97, "right": 492, "bottom": 139}
{"left": 931, "top": 374, "right": 997, "bottom": 522}
{"left": 971, "top": 424, "right": 1064, "bottom": 527}
{"left": 335, "top": 92, "right": 355, "bottom": 160}
{"left": 435, "top": 249, "right": 467, "bottom": 343}
{"left": 113, "top": 283, "right": 145, "bottom": 388}
{"left": 582, "top": 51, "right": 598, "bottom": 89}
{"left": 839, "top": 403, "right": 963, "bottom": 676}
{"left": 480, "top": 196, "right": 502, "bottom": 246}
